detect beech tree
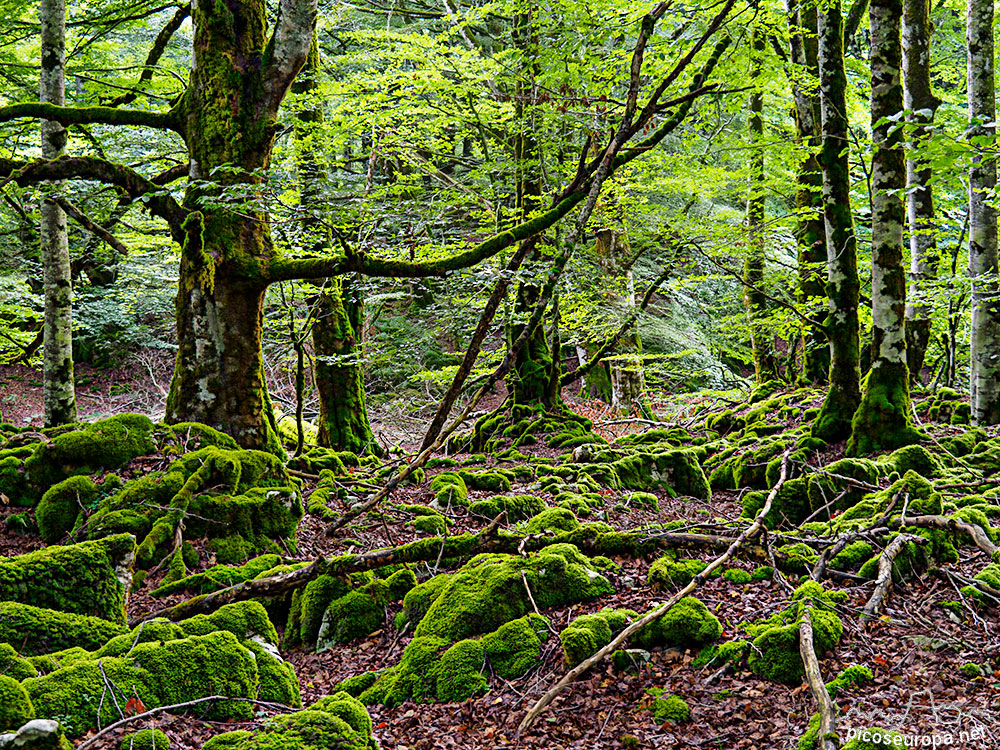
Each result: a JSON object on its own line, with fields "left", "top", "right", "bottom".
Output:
{"left": 848, "top": 0, "right": 921, "bottom": 455}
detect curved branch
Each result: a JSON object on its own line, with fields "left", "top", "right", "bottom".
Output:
{"left": 263, "top": 0, "right": 318, "bottom": 112}
{"left": 0, "top": 102, "right": 181, "bottom": 131}
{"left": 1, "top": 155, "right": 187, "bottom": 233}
{"left": 103, "top": 4, "right": 191, "bottom": 108}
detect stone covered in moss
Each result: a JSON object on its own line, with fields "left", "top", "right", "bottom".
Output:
{"left": 430, "top": 472, "right": 468, "bottom": 508}
{"left": 524, "top": 507, "right": 580, "bottom": 534}
{"left": 610, "top": 449, "right": 710, "bottom": 499}
{"left": 0, "top": 603, "right": 128, "bottom": 655}
{"left": 560, "top": 609, "right": 632, "bottom": 667}
{"left": 0, "top": 718, "right": 73, "bottom": 750}
{"left": 0, "top": 534, "right": 135, "bottom": 623}
{"left": 315, "top": 570, "right": 416, "bottom": 650}
{"left": 646, "top": 688, "right": 690, "bottom": 723}
{"left": 121, "top": 728, "right": 169, "bottom": 750}
{"left": 468, "top": 493, "right": 543, "bottom": 522}
{"left": 35, "top": 476, "right": 99, "bottom": 543}
{"left": 0, "top": 644, "right": 36, "bottom": 680}
{"left": 632, "top": 597, "right": 722, "bottom": 650}
{"left": 202, "top": 692, "right": 375, "bottom": 750}
{"left": 647, "top": 556, "right": 709, "bottom": 590}
{"left": 0, "top": 675, "right": 34, "bottom": 731}
{"left": 409, "top": 545, "right": 612, "bottom": 642}
{"left": 745, "top": 581, "right": 845, "bottom": 684}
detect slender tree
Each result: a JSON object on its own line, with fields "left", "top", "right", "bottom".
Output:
{"left": 901, "top": 0, "right": 939, "bottom": 382}
{"left": 787, "top": 0, "right": 828, "bottom": 384}
{"left": 848, "top": 0, "right": 921, "bottom": 455}
{"left": 811, "top": 0, "right": 862, "bottom": 442}
{"left": 39, "top": 0, "right": 76, "bottom": 426}
{"left": 967, "top": 0, "right": 1000, "bottom": 424}
{"left": 743, "top": 21, "right": 777, "bottom": 382}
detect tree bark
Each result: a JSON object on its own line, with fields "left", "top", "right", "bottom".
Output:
{"left": 902, "top": 0, "right": 939, "bottom": 383}
{"left": 164, "top": 0, "right": 315, "bottom": 452}
{"left": 967, "top": 0, "right": 1000, "bottom": 425}
{"left": 811, "top": 0, "right": 862, "bottom": 442}
{"left": 743, "top": 23, "right": 777, "bottom": 383}
{"left": 848, "top": 0, "right": 921, "bottom": 455}
{"left": 788, "top": 0, "right": 829, "bottom": 384}
{"left": 40, "top": 0, "right": 76, "bottom": 427}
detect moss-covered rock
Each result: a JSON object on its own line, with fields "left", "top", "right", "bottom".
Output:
{"left": 632, "top": 597, "right": 722, "bottom": 650}
{"left": 202, "top": 693, "right": 376, "bottom": 750}
{"left": 0, "top": 675, "right": 34, "bottom": 731}
{"left": 610, "top": 449, "right": 710, "bottom": 499}
{"left": 646, "top": 689, "right": 689, "bottom": 724}
{"left": 468, "top": 494, "right": 543, "bottom": 522}
{"left": 524, "top": 507, "right": 580, "bottom": 534}
{"left": 745, "top": 581, "right": 845, "bottom": 684}
{"left": 0, "top": 603, "right": 128, "bottom": 655}
{"left": 430, "top": 472, "right": 468, "bottom": 508}
{"left": 35, "top": 476, "right": 99, "bottom": 543}
{"left": 0, "top": 535, "right": 135, "bottom": 623}
{"left": 121, "top": 728, "right": 170, "bottom": 750}
{"left": 647, "top": 556, "right": 709, "bottom": 590}
{"left": 560, "top": 609, "right": 632, "bottom": 667}
{"left": 0, "top": 643, "right": 37, "bottom": 680}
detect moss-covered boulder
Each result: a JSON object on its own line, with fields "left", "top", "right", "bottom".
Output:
{"left": 610, "top": 449, "right": 710, "bottom": 499}
{"left": 406, "top": 545, "right": 612, "bottom": 642}
{"left": 202, "top": 693, "right": 376, "bottom": 750}
{"left": 35, "top": 476, "right": 100, "bottom": 543}
{"left": 23, "top": 414, "right": 156, "bottom": 495}
{"left": 632, "top": 597, "right": 722, "bottom": 650}
{"left": 0, "top": 603, "right": 128, "bottom": 655}
{"left": 468, "top": 493, "right": 543, "bottom": 521}
{"left": 560, "top": 609, "right": 633, "bottom": 667}
{"left": 745, "top": 581, "right": 845, "bottom": 684}
{"left": 315, "top": 569, "right": 416, "bottom": 650}
{"left": 0, "top": 534, "right": 135, "bottom": 623}
{"left": 0, "top": 675, "right": 34, "bottom": 731}
{"left": 647, "top": 556, "right": 709, "bottom": 590}
{"left": 0, "top": 644, "right": 37, "bottom": 681}
{"left": 121, "top": 728, "right": 169, "bottom": 750}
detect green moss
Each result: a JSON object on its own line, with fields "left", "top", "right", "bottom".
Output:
{"left": 121, "top": 729, "right": 170, "bottom": 750}
{"left": 24, "top": 414, "right": 156, "bottom": 493}
{"left": 35, "top": 476, "right": 99, "bottom": 543}
{"left": 830, "top": 541, "right": 874, "bottom": 571}
{"left": 524, "top": 507, "right": 580, "bottom": 534}
{"left": 0, "top": 643, "right": 37, "bottom": 680}
{"left": 166, "top": 422, "right": 239, "bottom": 451}
{"left": 647, "top": 690, "right": 690, "bottom": 723}
{"left": 560, "top": 609, "right": 632, "bottom": 667}
{"left": 0, "top": 675, "right": 34, "bottom": 730}
{"left": 480, "top": 614, "right": 548, "bottom": 678}
{"left": 959, "top": 662, "right": 983, "bottom": 678}
{"left": 751, "top": 566, "right": 774, "bottom": 581}
{"left": 648, "top": 556, "right": 709, "bottom": 589}
{"left": 468, "top": 494, "right": 544, "bottom": 521}
{"left": 633, "top": 597, "right": 722, "bottom": 650}
{"left": 825, "top": 664, "right": 872, "bottom": 697}
{"left": 179, "top": 601, "right": 280, "bottom": 646}
{"left": 316, "top": 590, "right": 385, "bottom": 649}
{"left": 435, "top": 639, "right": 488, "bottom": 702}
{"left": 776, "top": 542, "right": 819, "bottom": 574}
{"left": 610, "top": 449, "right": 710, "bottom": 499}
{"left": 745, "top": 582, "right": 845, "bottom": 684}
{"left": 0, "top": 535, "right": 135, "bottom": 623}
{"left": 430, "top": 472, "right": 468, "bottom": 507}
{"left": 242, "top": 639, "right": 301, "bottom": 707}
{"left": 202, "top": 692, "right": 375, "bottom": 750}
{"left": 411, "top": 513, "right": 449, "bottom": 535}
{"left": 152, "top": 554, "right": 283, "bottom": 597}
{"left": 722, "top": 568, "right": 752, "bottom": 584}
{"left": 885, "top": 444, "right": 943, "bottom": 478}
{"left": 412, "top": 546, "right": 611, "bottom": 642}
{"left": 332, "top": 671, "right": 379, "bottom": 698}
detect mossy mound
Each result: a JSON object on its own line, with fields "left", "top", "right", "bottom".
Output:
{"left": 35, "top": 476, "right": 101, "bottom": 543}
{"left": 0, "top": 644, "right": 37, "bottom": 680}
{"left": 0, "top": 534, "right": 135, "bottom": 623}
{"left": 151, "top": 554, "right": 284, "bottom": 597}
{"left": 359, "top": 614, "right": 549, "bottom": 706}
{"left": 23, "top": 608, "right": 299, "bottom": 738}
{"left": 22, "top": 414, "right": 156, "bottom": 498}
{"left": 121, "top": 729, "right": 169, "bottom": 750}
{"left": 745, "top": 581, "right": 845, "bottom": 685}
{"left": 646, "top": 688, "right": 690, "bottom": 724}
{"left": 468, "top": 493, "right": 543, "bottom": 521}
{"left": 400, "top": 545, "right": 612, "bottom": 641}
{"left": 524, "top": 507, "right": 580, "bottom": 534}
{"left": 647, "top": 556, "right": 712, "bottom": 590}
{"left": 162, "top": 422, "right": 239, "bottom": 452}
{"left": 560, "top": 609, "right": 633, "bottom": 667}
{"left": 202, "top": 693, "right": 376, "bottom": 750}
{"left": 0, "top": 675, "right": 34, "bottom": 731}
{"left": 632, "top": 596, "right": 722, "bottom": 650}
{"left": 315, "top": 570, "right": 416, "bottom": 650}
{"left": 0, "top": 603, "right": 128, "bottom": 655}
{"left": 430, "top": 472, "right": 468, "bottom": 508}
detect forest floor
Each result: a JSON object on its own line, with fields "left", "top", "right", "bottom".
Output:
{"left": 0, "top": 370, "right": 997, "bottom": 750}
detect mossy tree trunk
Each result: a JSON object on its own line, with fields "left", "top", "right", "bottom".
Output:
{"left": 967, "top": 0, "right": 1000, "bottom": 425}
{"left": 787, "top": 0, "right": 829, "bottom": 385}
{"left": 40, "top": 0, "right": 76, "bottom": 427}
{"left": 811, "top": 0, "right": 862, "bottom": 442}
{"left": 847, "top": 0, "right": 921, "bottom": 455}
{"left": 902, "top": 0, "right": 939, "bottom": 383}
{"left": 743, "top": 22, "right": 778, "bottom": 383}
{"left": 164, "top": 0, "right": 316, "bottom": 453}
{"left": 292, "top": 38, "right": 376, "bottom": 454}
{"left": 510, "top": 283, "right": 561, "bottom": 416}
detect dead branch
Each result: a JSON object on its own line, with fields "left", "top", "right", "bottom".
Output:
{"left": 798, "top": 607, "right": 838, "bottom": 750}
{"left": 861, "top": 534, "right": 926, "bottom": 620}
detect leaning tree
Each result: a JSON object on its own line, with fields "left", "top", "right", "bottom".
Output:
{"left": 1, "top": 0, "right": 739, "bottom": 451}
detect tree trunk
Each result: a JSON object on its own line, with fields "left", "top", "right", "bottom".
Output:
{"left": 743, "top": 23, "right": 778, "bottom": 383}
{"left": 787, "top": 0, "right": 829, "bottom": 384}
{"left": 292, "top": 38, "right": 376, "bottom": 454}
{"left": 967, "top": 0, "right": 1000, "bottom": 424}
{"left": 811, "top": 0, "right": 862, "bottom": 442}
{"left": 902, "top": 0, "right": 939, "bottom": 383}
{"left": 40, "top": 0, "right": 76, "bottom": 427}
{"left": 164, "top": 0, "right": 311, "bottom": 453}
{"left": 847, "top": 0, "right": 921, "bottom": 455}
{"left": 510, "top": 283, "right": 561, "bottom": 416}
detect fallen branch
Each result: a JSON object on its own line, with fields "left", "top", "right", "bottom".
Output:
{"left": 860, "top": 534, "right": 926, "bottom": 620}
{"left": 516, "top": 447, "right": 795, "bottom": 734}
{"left": 76, "top": 695, "right": 297, "bottom": 750}
{"left": 799, "top": 606, "right": 838, "bottom": 750}
{"left": 891, "top": 514, "right": 999, "bottom": 557}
